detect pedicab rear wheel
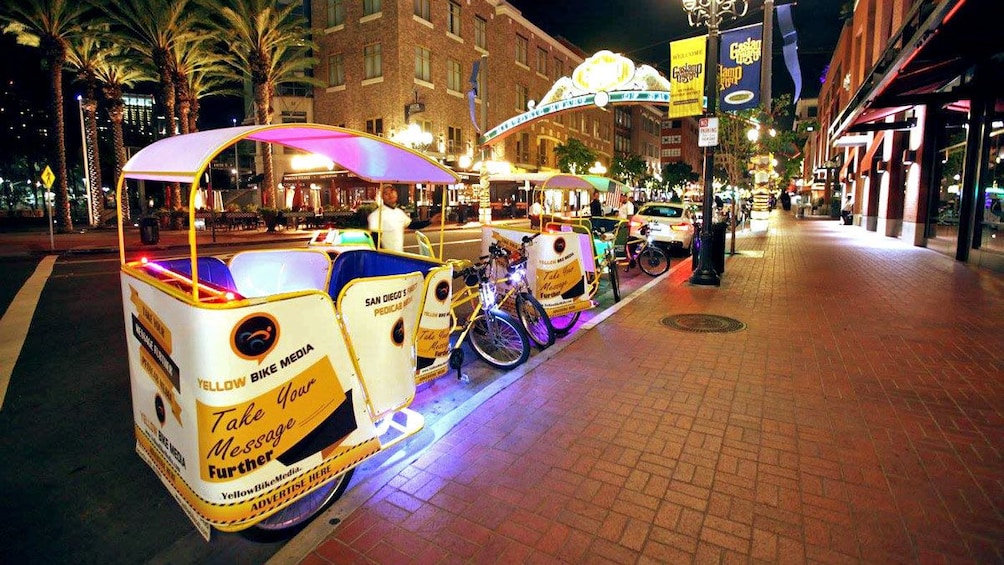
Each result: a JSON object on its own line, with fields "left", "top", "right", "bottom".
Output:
{"left": 253, "top": 469, "right": 355, "bottom": 533}
{"left": 550, "top": 311, "right": 581, "bottom": 336}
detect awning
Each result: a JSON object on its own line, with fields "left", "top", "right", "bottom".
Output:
{"left": 829, "top": 0, "right": 1004, "bottom": 141}
{"left": 122, "top": 124, "right": 460, "bottom": 185}
{"left": 540, "top": 174, "right": 596, "bottom": 191}
{"left": 580, "top": 175, "right": 632, "bottom": 194}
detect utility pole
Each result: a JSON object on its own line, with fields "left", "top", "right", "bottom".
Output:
{"left": 761, "top": 0, "right": 774, "bottom": 113}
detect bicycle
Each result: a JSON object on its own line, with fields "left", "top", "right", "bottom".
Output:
{"left": 489, "top": 234, "right": 556, "bottom": 349}
{"left": 617, "top": 221, "right": 669, "bottom": 276}
{"left": 445, "top": 249, "right": 531, "bottom": 374}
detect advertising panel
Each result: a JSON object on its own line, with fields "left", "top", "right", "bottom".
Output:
{"left": 121, "top": 271, "right": 422, "bottom": 537}
{"left": 669, "top": 35, "right": 707, "bottom": 119}
{"left": 719, "top": 23, "right": 763, "bottom": 112}
{"left": 482, "top": 227, "right": 592, "bottom": 318}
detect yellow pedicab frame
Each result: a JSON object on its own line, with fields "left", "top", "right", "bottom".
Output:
{"left": 115, "top": 124, "right": 458, "bottom": 537}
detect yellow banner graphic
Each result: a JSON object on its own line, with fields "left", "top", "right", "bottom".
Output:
{"left": 136, "top": 425, "right": 380, "bottom": 530}
{"left": 669, "top": 35, "right": 707, "bottom": 119}
{"left": 535, "top": 262, "right": 583, "bottom": 300}
{"left": 139, "top": 347, "right": 183, "bottom": 425}
{"left": 416, "top": 327, "right": 451, "bottom": 359}
{"left": 196, "top": 357, "right": 344, "bottom": 482}
{"left": 130, "top": 285, "right": 172, "bottom": 354}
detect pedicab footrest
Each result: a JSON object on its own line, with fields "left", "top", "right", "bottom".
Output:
{"left": 375, "top": 408, "right": 424, "bottom": 450}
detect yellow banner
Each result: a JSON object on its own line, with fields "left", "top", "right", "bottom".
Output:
{"left": 535, "top": 262, "right": 583, "bottom": 300}
{"left": 130, "top": 285, "right": 172, "bottom": 354}
{"left": 196, "top": 357, "right": 345, "bottom": 482}
{"left": 669, "top": 35, "right": 707, "bottom": 119}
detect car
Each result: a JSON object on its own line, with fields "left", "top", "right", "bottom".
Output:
{"left": 629, "top": 202, "right": 696, "bottom": 255}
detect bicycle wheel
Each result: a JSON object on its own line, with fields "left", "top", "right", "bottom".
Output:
{"left": 254, "top": 469, "right": 354, "bottom": 533}
{"left": 606, "top": 250, "right": 621, "bottom": 302}
{"left": 468, "top": 310, "right": 530, "bottom": 370}
{"left": 550, "top": 310, "right": 580, "bottom": 336}
{"left": 638, "top": 246, "right": 669, "bottom": 276}
{"left": 516, "top": 292, "right": 555, "bottom": 349}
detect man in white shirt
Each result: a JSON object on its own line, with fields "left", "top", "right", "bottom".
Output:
{"left": 367, "top": 185, "right": 438, "bottom": 252}
{"left": 618, "top": 195, "right": 635, "bottom": 218}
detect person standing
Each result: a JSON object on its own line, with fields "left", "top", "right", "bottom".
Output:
{"left": 618, "top": 195, "right": 635, "bottom": 218}
{"left": 368, "top": 185, "right": 439, "bottom": 252}
{"left": 589, "top": 191, "right": 603, "bottom": 217}
{"left": 841, "top": 194, "right": 854, "bottom": 225}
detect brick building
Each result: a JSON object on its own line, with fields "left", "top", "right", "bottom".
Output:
{"left": 805, "top": 0, "right": 1004, "bottom": 271}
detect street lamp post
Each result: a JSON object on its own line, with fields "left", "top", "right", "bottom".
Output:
{"left": 683, "top": 0, "right": 748, "bottom": 286}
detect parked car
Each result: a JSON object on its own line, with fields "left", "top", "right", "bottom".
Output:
{"left": 630, "top": 202, "right": 696, "bottom": 255}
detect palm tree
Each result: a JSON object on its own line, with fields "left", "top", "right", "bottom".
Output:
{"left": 213, "top": 0, "right": 319, "bottom": 208}
{"left": 101, "top": 0, "right": 201, "bottom": 209}
{"left": 95, "top": 48, "right": 154, "bottom": 220}
{"left": 0, "top": 0, "right": 91, "bottom": 232}
{"left": 171, "top": 36, "right": 225, "bottom": 135}
{"left": 66, "top": 34, "right": 106, "bottom": 227}
{"left": 185, "top": 63, "right": 240, "bottom": 134}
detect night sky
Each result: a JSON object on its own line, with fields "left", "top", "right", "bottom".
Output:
{"left": 506, "top": 0, "right": 846, "bottom": 100}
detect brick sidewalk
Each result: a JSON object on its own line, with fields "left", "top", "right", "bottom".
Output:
{"left": 286, "top": 212, "right": 1004, "bottom": 564}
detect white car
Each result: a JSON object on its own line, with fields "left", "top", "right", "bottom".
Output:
{"left": 630, "top": 202, "right": 696, "bottom": 254}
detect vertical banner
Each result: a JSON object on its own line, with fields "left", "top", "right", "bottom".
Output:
{"left": 776, "top": 3, "right": 803, "bottom": 102}
{"left": 718, "top": 23, "right": 763, "bottom": 111}
{"left": 669, "top": 36, "right": 707, "bottom": 119}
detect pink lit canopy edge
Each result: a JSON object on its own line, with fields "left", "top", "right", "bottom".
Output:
{"left": 121, "top": 123, "right": 460, "bottom": 185}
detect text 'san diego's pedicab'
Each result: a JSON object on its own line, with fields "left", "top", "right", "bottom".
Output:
{"left": 116, "top": 124, "right": 460, "bottom": 539}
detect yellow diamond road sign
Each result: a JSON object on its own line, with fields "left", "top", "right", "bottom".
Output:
{"left": 41, "top": 166, "right": 55, "bottom": 189}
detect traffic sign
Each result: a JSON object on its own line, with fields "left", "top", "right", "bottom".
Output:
{"left": 698, "top": 117, "right": 719, "bottom": 147}
{"left": 41, "top": 165, "right": 55, "bottom": 189}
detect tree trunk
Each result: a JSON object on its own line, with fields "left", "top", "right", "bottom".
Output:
{"left": 254, "top": 83, "right": 276, "bottom": 208}
{"left": 47, "top": 49, "right": 72, "bottom": 232}
{"left": 109, "top": 102, "right": 129, "bottom": 221}
{"left": 83, "top": 97, "right": 103, "bottom": 227}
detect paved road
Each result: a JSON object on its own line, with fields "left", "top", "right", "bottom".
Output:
{"left": 0, "top": 227, "right": 671, "bottom": 563}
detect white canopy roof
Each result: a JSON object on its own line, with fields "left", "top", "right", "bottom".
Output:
{"left": 122, "top": 123, "right": 460, "bottom": 184}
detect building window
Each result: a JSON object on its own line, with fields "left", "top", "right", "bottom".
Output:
{"left": 447, "top": 1, "right": 461, "bottom": 35}
{"left": 517, "top": 132, "right": 530, "bottom": 163}
{"left": 366, "top": 118, "right": 384, "bottom": 137}
{"left": 537, "top": 140, "right": 549, "bottom": 167}
{"left": 516, "top": 84, "right": 528, "bottom": 111}
{"left": 363, "top": 0, "right": 381, "bottom": 16}
{"left": 536, "top": 47, "right": 547, "bottom": 75}
{"left": 474, "top": 16, "right": 487, "bottom": 49}
{"left": 415, "top": 46, "right": 431, "bottom": 82}
{"left": 515, "top": 35, "right": 528, "bottom": 66}
{"left": 328, "top": 53, "right": 344, "bottom": 86}
{"left": 476, "top": 69, "right": 484, "bottom": 100}
{"left": 327, "top": 0, "right": 344, "bottom": 26}
{"left": 364, "top": 43, "right": 382, "bottom": 79}
{"left": 552, "top": 58, "right": 563, "bottom": 82}
{"left": 447, "top": 58, "right": 462, "bottom": 92}
{"left": 413, "top": 0, "right": 429, "bottom": 20}
{"left": 447, "top": 126, "right": 462, "bottom": 153}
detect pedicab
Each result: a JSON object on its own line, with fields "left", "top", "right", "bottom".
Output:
{"left": 116, "top": 124, "right": 459, "bottom": 539}
{"left": 476, "top": 173, "right": 618, "bottom": 336}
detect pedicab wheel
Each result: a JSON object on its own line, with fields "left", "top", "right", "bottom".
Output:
{"left": 550, "top": 311, "right": 581, "bottom": 336}
{"left": 468, "top": 310, "right": 530, "bottom": 370}
{"left": 606, "top": 250, "right": 621, "bottom": 302}
{"left": 449, "top": 348, "right": 464, "bottom": 370}
{"left": 253, "top": 469, "right": 355, "bottom": 533}
{"left": 516, "top": 292, "right": 555, "bottom": 349}
{"left": 638, "top": 246, "right": 669, "bottom": 276}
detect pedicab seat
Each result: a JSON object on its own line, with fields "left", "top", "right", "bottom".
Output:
{"left": 151, "top": 257, "right": 239, "bottom": 292}
{"left": 328, "top": 249, "right": 440, "bottom": 302}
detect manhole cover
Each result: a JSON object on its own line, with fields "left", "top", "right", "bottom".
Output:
{"left": 660, "top": 314, "right": 746, "bottom": 333}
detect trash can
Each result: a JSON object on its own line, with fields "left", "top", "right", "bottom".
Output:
{"left": 140, "top": 216, "right": 160, "bottom": 245}
{"left": 691, "top": 222, "right": 727, "bottom": 274}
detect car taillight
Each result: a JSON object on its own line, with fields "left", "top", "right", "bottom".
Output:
{"left": 671, "top": 222, "right": 692, "bottom": 232}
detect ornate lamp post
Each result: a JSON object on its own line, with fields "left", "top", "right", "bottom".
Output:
{"left": 683, "top": 0, "right": 748, "bottom": 286}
